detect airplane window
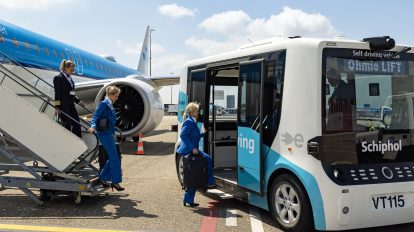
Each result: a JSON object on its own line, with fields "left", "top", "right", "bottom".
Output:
{"left": 52, "top": 50, "right": 57, "bottom": 58}
{"left": 95, "top": 62, "right": 99, "bottom": 69}
{"left": 12, "top": 38, "right": 19, "bottom": 48}
{"left": 60, "top": 52, "right": 64, "bottom": 59}
{"left": 90, "top": 61, "right": 93, "bottom": 68}
{"left": 0, "top": 35, "right": 4, "bottom": 44}
{"left": 100, "top": 64, "right": 103, "bottom": 70}
{"left": 84, "top": 58, "right": 88, "bottom": 65}
{"left": 24, "top": 42, "right": 30, "bottom": 51}
{"left": 105, "top": 66, "right": 108, "bottom": 72}
{"left": 44, "top": 47, "right": 49, "bottom": 56}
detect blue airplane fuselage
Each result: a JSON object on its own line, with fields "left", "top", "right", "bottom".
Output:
{"left": 0, "top": 19, "right": 140, "bottom": 80}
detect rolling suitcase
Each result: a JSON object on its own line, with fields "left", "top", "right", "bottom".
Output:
{"left": 183, "top": 154, "right": 208, "bottom": 189}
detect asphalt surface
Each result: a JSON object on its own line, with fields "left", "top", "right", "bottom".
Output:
{"left": 0, "top": 116, "right": 414, "bottom": 231}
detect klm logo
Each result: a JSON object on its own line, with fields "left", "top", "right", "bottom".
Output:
{"left": 142, "top": 47, "right": 148, "bottom": 61}
{"left": 281, "top": 132, "right": 304, "bottom": 147}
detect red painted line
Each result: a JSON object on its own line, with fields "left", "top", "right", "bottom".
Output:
{"left": 200, "top": 201, "right": 218, "bottom": 232}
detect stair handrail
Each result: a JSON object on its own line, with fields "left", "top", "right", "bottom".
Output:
{"left": 0, "top": 56, "right": 99, "bottom": 172}
{"left": 0, "top": 50, "right": 93, "bottom": 114}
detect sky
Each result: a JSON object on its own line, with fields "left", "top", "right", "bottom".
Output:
{"left": 0, "top": 0, "right": 412, "bottom": 104}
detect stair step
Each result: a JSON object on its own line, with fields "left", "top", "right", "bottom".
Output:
{"left": 206, "top": 188, "right": 234, "bottom": 199}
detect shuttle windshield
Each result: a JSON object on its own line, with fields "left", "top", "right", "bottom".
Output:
{"left": 322, "top": 48, "right": 414, "bottom": 165}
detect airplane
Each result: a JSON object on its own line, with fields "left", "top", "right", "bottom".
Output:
{"left": 0, "top": 19, "right": 179, "bottom": 139}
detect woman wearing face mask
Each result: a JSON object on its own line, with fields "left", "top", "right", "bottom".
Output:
{"left": 177, "top": 102, "right": 215, "bottom": 207}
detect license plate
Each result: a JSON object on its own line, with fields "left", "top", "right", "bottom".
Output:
{"left": 371, "top": 194, "right": 406, "bottom": 210}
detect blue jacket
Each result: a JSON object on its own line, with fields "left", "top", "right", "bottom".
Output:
{"left": 90, "top": 98, "right": 116, "bottom": 135}
{"left": 177, "top": 116, "right": 203, "bottom": 155}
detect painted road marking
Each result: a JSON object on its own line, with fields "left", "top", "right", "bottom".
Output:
{"left": 225, "top": 208, "right": 237, "bottom": 227}
{"left": 0, "top": 223, "right": 133, "bottom": 232}
{"left": 249, "top": 206, "right": 264, "bottom": 232}
{"left": 200, "top": 201, "right": 218, "bottom": 232}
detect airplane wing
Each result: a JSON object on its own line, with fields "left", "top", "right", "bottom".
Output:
{"left": 75, "top": 75, "right": 179, "bottom": 91}
{"left": 147, "top": 75, "right": 180, "bottom": 87}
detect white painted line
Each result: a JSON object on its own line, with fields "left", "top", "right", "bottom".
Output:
{"left": 207, "top": 189, "right": 234, "bottom": 199}
{"left": 249, "top": 206, "right": 264, "bottom": 232}
{"left": 226, "top": 208, "right": 237, "bottom": 227}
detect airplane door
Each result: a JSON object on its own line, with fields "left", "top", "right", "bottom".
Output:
{"left": 72, "top": 51, "right": 84, "bottom": 75}
{"left": 237, "top": 59, "right": 264, "bottom": 194}
{"left": 189, "top": 69, "right": 206, "bottom": 152}
{"left": 64, "top": 49, "right": 76, "bottom": 73}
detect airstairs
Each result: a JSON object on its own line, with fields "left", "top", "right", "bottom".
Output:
{"left": 0, "top": 51, "right": 106, "bottom": 205}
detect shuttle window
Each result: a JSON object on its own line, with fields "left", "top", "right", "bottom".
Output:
{"left": 44, "top": 47, "right": 49, "bottom": 56}
{"left": 262, "top": 54, "right": 286, "bottom": 146}
{"left": 0, "top": 35, "right": 4, "bottom": 44}
{"left": 24, "top": 42, "right": 30, "bottom": 51}
{"left": 322, "top": 48, "right": 414, "bottom": 165}
{"left": 12, "top": 38, "right": 18, "bottom": 48}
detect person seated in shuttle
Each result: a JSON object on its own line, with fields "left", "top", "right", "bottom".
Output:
{"left": 326, "top": 68, "right": 354, "bottom": 131}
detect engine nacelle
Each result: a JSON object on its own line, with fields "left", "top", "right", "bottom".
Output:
{"left": 94, "top": 78, "right": 164, "bottom": 137}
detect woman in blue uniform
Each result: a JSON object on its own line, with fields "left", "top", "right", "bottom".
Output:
{"left": 177, "top": 102, "right": 215, "bottom": 207}
{"left": 88, "top": 86, "right": 124, "bottom": 191}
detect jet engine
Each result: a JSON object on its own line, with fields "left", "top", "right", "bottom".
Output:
{"left": 94, "top": 78, "right": 164, "bottom": 137}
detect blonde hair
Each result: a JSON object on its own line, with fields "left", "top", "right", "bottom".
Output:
{"left": 105, "top": 85, "right": 121, "bottom": 96}
{"left": 183, "top": 102, "right": 199, "bottom": 120}
{"left": 60, "top": 59, "right": 75, "bottom": 71}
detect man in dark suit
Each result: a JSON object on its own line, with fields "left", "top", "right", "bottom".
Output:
{"left": 54, "top": 59, "right": 83, "bottom": 138}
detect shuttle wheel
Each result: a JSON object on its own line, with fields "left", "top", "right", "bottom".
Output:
{"left": 269, "top": 174, "right": 314, "bottom": 231}
{"left": 176, "top": 155, "right": 184, "bottom": 187}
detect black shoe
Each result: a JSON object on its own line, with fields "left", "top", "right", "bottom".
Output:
{"left": 111, "top": 183, "right": 125, "bottom": 191}
{"left": 183, "top": 202, "right": 199, "bottom": 207}
{"left": 97, "top": 179, "right": 109, "bottom": 188}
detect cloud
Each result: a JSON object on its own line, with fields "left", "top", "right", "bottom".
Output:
{"left": 187, "top": 7, "right": 339, "bottom": 56}
{"left": 246, "top": 7, "right": 338, "bottom": 40}
{"left": 199, "top": 10, "right": 251, "bottom": 34}
{"left": 115, "top": 40, "right": 184, "bottom": 75}
{"left": 158, "top": 3, "right": 197, "bottom": 19}
{"left": 116, "top": 40, "right": 165, "bottom": 56}
{"left": 185, "top": 37, "right": 243, "bottom": 56}
{"left": 0, "top": 0, "right": 73, "bottom": 10}
{"left": 152, "top": 54, "right": 189, "bottom": 75}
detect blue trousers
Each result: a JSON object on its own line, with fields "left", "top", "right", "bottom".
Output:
{"left": 98, "top": 134, "right": 122, "bottom": 184}
{"left": 183, "top": 151, "right": 214, "bottom": 204}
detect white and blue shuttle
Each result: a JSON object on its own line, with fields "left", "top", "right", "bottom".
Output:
{"left": 0, "top": 19, "right": 178, "bottom": 138}
{"left": 175, "top": 35, "right": 414, "bottom": 231}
